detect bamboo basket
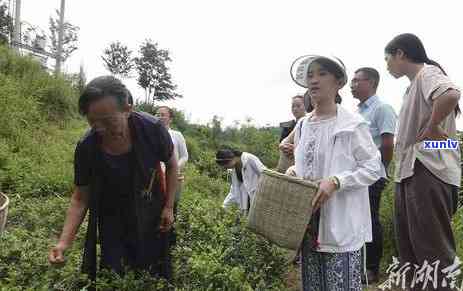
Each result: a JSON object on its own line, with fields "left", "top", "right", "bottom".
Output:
{"left": 247, "top": 169, "right": 317, "bottom": 250}
{"left": 0, "top": 192, "right": 9, "bottom": 235}
{"left": 276, "top": 148, "right": 294, "bottom": 174}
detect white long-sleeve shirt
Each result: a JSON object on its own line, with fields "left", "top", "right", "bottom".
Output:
{"left": 287, "top": 105, "right": 382, "bottom": 253}
{"left": 223, "top": 152, "right": 266, "bottom": 212}
{"left": 168, "top": 129, "right": 188, "bottom": 174}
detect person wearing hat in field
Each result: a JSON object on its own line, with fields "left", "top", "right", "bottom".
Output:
{"left": 216, "top": 148, "right": 266, "bottom": 215}
{"left": 282, "top": 55, "right": 382, "bottom": 291}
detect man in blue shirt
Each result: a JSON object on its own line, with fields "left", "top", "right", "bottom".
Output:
{"left": 351, "top": 67, "right": 397, "bottom": 283}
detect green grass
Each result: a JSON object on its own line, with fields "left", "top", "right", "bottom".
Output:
{"left": 0, "top": 118, "right": 288, "bottom": 290}
{"left": 0, "top": 45, "right": 461, "bottom": 290}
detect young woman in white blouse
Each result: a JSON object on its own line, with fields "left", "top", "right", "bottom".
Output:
{"left": 282, "top": 55, "right": 382, "bottom": 291}
{"left": 216, "top": 148, "right": 265, "bottom": 215}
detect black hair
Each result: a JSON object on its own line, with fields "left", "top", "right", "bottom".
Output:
{"left": 310, "top": 58, "right": 344, "bottom": 105}
{"left": 303, "top": 90, "right": 314, "bottom": 112}
{"left": 385, "top": 33, "right": 446, "bottom": 73}
{"left": 385, "top": 33, "right": 460, "bottom": 115}
{"left": 216, "top": 148, "right": 242, "bottom": 164}
{"left": 127, "top": 89, "right": 134, "bottom": 105}
{"left": 79, "top": 75, "right": 129, "bottom": 116}
{"left": 312, "top": 57, "right": 345, "bottom": 82}
{"left": 304, "top": 91, "right": 342, "bottom": 107}
{"left": 158, "top": 106, "right": 174, "bottom": 119}
{"left": 216, "top": 148, "right": 244, "bottom": 182}
{"left": 355, "top": 67, "right": 380, "bottom": 89}
{"left": 303, "top": 90, "right": 340, "bottom": 112}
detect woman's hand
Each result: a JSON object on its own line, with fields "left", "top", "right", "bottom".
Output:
{"left": 48, "top": 242, "right": 68, "bottom": 266}
{"left": 285, "top": 165, "right": 297, "bottom": 176}
{"left": 312, "top": 178, "right": 337, "bottom": 211}
{"left": 159, "top": 206, "right": 174, "bottom": 232}
{"left": 417, "top": 124, "right": 448, "bottom": 142}
{"left": 279, "top": 143, "right": 295, "bottom": 156}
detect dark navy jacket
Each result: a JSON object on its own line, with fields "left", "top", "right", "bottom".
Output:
{"left": 74, "top": 112, "right": 173, "bottom": 280}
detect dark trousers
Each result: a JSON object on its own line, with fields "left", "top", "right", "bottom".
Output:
{"left": 365, "top": 177, "right": 387, "bottom": 274}
{"left": 169, "top": 181, "right": 183, "bottom": 247}
{"left": 169, "top": 203, "right": 178, "bottom": 247}
{"left": 395, "top": 160, "right": 458, "bottom": 291}
{"left": 100, "top": 232, "right": 172, "bottom": 280}
{"left": 100, "top": 241, "right": 138, "bottom": 275}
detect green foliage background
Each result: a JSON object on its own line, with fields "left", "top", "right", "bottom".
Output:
{"left": 0, "top": 45, "right": 461, "bottom": 290}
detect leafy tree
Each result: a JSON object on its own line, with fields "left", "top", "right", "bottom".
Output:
{"left": 134, "top": 39, "right": 181, "bottom": 102}
{"left": 101, "top": 41, "right": 134, "bottom": 78}
{"left": 0, "top": 1, "right": 12, "bottom": 45}
{"left": 48, "top": 9, "right": 79, "bottom": 63}
{"left": 210, "top": 115, "right": 223, "bottom": 147}
{"left": 76, "top": 63, "right": 86, "bottom": 94}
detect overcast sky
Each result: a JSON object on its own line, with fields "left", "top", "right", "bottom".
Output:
{"left": 20, "top": 0, "right": 463, "bottom": 128}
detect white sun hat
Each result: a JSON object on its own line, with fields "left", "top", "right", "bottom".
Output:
{"left": 290, "top": 54, "right": 348, "bottom": 88}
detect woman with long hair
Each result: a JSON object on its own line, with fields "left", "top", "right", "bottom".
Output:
{"left": 385, "top": 33, "right": 461, "bottom": 291}
{"left": 282, "top": 55, "right": 382, "bottom": 290}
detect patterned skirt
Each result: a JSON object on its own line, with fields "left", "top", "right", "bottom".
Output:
{"left": 301, "top": 237, "right": 362, "bottom": 291}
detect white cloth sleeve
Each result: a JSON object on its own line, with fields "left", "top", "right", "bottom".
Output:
{"left": 222, "top": 183, "right": 238, "bottom": 208}
{"left": 249, "top": 156, "right": 265, "bottom": 174}
{"left": 176, "top": 132, "right": 189, "bottom": 170}
{"left": 336, "top": 124, "right": 382, "bottom": 191}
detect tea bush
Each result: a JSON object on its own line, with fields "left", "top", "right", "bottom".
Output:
{"left": 0, "top": 46, "right": 461, "bottom": 290}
